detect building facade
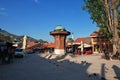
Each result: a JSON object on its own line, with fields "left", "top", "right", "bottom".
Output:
{"left": 90, "top": 30, "right": 113, "bottom": 54}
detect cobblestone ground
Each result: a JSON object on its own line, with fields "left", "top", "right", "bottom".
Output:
{"left": 0, "top": 53, "right": 120, "bottom": 80}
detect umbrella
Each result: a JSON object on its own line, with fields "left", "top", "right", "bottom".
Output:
{"left": 78, "top": 43, "right": 91, "bottom": 48}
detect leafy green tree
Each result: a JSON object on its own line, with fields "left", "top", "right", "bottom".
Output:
{"left": 67, "top": 38, "right": 74, "bottom": 43}
{"left": 83, "top": 0, "right": 120, "bottom": 54}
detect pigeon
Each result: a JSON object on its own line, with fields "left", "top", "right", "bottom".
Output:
{"left": 93, "top": 73, "right": 97, "bottom": 76}
{"left": 88, "top": 74, "right": 91, "bottom": 77}
{"left": 56, "top": 64, "right": 59, "bottom": 67}
{"left": 101, "top": 77, "right": 107, "bottom": 80}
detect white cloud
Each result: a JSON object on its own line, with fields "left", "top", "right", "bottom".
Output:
{"left": 34, "top": 0, "right": 39, "bottom": 4}
{"left": 0, "top": 8, "right": 5, "bottom": 11}
{"left": 0, "top": 8, "right": 7, "bottom": 16}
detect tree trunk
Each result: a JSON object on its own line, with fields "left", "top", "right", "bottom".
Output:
{"left": 102, "top": 0, "right": 113, "bottom": 33}
{"left": 112, "top": 0, "right": 119, "bottom": 54}
{"left": 102, "top": 0, "right": 119, "bottom": 54}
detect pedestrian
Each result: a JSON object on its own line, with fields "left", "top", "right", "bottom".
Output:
{"left": 118, "top": 51, "right": 120, "bottom": 60}
{"left": 104, "top": 50, "right": 110, "bottom": 60}
{"left": 8, "top": 46, "right": 14, "bottom": 63}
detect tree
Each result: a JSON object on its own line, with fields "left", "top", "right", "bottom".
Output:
{"left": 67, "top": 38, "right": 74, "bottom": 43}
{"left": 83, "top": 0, "right": 120, "bottom": 54}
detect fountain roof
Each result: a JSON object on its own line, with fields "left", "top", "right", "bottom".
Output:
{"left": 55, "top": 25, "right": 65, "bottom": 31}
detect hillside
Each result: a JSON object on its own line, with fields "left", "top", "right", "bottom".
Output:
{"left": 0, "top": 28, "right": 47, "bottom": 43}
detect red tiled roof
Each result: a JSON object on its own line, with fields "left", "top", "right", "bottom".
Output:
{"left": 74, "top": 37, "right": 91, "bottom": 44}
{"left": 90, "top": 30, "right": 99, "bottom": 37}
{"left": 74, "top": 38, "right": 86, "bottom": 43}
{"left": 46, "top": 43, "right": 55, "bottom": 48}
{"left": 90, "top": 30, "right": 105, "bottom": 37}
{"left": 27, "top": 41, "right": 37, "bottom": 48}
{"left": 27, "top": 41, "right": 55, "bottom": 49}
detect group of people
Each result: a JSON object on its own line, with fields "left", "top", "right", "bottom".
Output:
{"left": 102, "top": 48, "right": 120, "bottom": 60}
{"left": 0, "top": 42, "right": 15, "bottom": 64}
{"left": 111, "top": 51, "right": 120, "bottom": 60}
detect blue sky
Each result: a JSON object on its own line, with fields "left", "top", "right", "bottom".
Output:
{"left": 0, "top": 0, "right": 98, "bottom": 42}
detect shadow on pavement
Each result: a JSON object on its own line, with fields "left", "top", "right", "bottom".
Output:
{"left": 41, "top": 53, "right": 101, "bottom": 80}
{"left": 0, "top": 53, "right": 114, "bottom": 80}
{"left": 112, "top": 65, "right": 120, "bottom": 80}
{"left": 100, "top": 63, "right": 108, "bottom": 80}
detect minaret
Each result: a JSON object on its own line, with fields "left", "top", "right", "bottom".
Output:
{"left": 72, "top": 32, "right": 74, "bottom": 40}
{"left": 22, "top": 35, "right": 27, "bottom": 49}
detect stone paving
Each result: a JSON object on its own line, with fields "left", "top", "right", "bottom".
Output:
{"left": 0, "top": 53, "right": 120, "bottom": 80}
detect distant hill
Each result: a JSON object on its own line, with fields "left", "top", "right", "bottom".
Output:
{"left": 0, "top": 28, "right": 47, "bottom": 43}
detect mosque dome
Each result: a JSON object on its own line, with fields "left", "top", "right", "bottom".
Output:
{"left": 55, "top": 25, "right": 66, "bottom": 31}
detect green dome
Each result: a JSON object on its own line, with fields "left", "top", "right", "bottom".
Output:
{"left": 55, "top": 25, "right": 65, "bottom": 30}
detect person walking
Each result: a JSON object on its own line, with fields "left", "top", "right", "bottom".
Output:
{"left": 104, "top": 49, "right": 110, "bottom": 60}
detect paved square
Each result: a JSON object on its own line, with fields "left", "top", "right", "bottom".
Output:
{"left": 0, "top": 53, "right": 120, "bottom": 80}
